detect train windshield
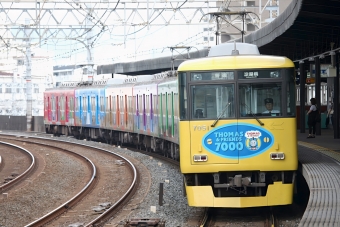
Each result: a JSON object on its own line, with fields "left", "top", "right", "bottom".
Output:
{"left": 191, "top": 84, "right": 235, "bottom": 119}
{"left": 239, "top": 68, "right": 296, "bottom": 117}
{"left": 186, "top": 68, "right": 295, "bottom": 120}
{"left": 239, "top": 83, "right": 282, "bottom": 116}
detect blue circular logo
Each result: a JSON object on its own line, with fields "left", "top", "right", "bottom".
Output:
{"left": 202, "top": 123, "right": 274, "bottom": 159}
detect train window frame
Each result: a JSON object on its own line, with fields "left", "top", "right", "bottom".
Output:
{"left": 237, "top": 68, "right": 295, "bottom": 118}
{"left": 239, "top": 82, "right": 282, "bottom": 117}
{"left": 125, "top": 95, "right": 128, "bottom": 126}
{"left": 171, "top": 91, "right": 174, "bottom": 137}
{"left": 183, "top": 68, "right": 295, "bottom": 119}
{"left": 75, "top": 97, "right": 78, "bottom": 113}
{"left": 178, "top": 72, "right": 188, "bottom": 120}
{"left": 190, "top": 83, "right": 235, "bottom": 120}
{"left": 61, "top": 96, "right": 65, "bottom": 120}
{"left": 44, "top": 97, "right": 47, "bottom": 111}
{"left": 139, "top": 95, "right": 143, "bottom": 129}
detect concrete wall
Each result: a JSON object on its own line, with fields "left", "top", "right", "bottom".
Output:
{"left": 0, "top": 116, "right": 44, "bottom": 132}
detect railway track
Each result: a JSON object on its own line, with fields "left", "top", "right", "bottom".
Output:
{"left": 0, "top": 141, "right": 35, "bottom": 193}
{"left": 0, "top": 134, "right": 139, "bottom": 226}
{"left": 1, "top": 132, "right": 304, "bottom": 226}
{"left": 199, "top": 207, "right": 276, "bottom": 227}
{"left": 198, "top": 202, "right": 305, "bottom": 227}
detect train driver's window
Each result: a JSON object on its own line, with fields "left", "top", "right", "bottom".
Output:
{"left": 191, "top": 84, "right": 234, "bottom": 119}
{"left": 239, "top": 83, "right": 282, "bottom": 117}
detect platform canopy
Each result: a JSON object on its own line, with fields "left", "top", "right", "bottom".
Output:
{"left": 244, "top": 0, "right": 340, "bottom": 62}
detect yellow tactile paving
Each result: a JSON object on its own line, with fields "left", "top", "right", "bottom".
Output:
{"left": 298, "top": 141, "right": 340, "bottom": 163}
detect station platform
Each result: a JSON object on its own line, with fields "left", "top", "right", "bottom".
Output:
{"left": 297, "top": 129, "right": 340, "bottom": 226}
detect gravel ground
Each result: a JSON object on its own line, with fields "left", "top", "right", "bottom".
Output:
{"left": 0, "top": 132, "right": 204, "bottom": 227}
{"left": 0, "top": 141, "right": 87, "bottom": 227}
{"left": 0, "top": 131, "right": 303, "bottom": 227}
{"left": 59, "top": 135, "right": 205, "bottom": 227}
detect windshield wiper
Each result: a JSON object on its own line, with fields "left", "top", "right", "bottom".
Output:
{"left": 242, "top": 103, "right": 264, "bottom": 126}
{"left": 211, "top": 102, "right": 231, "bottom": 127}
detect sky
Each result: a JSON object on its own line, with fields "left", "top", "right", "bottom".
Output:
{"left": 5, "top": 0, "right": 220, "bottom": 67}
{"left": 46, "top": 20, "right": 214, "bottom": 67}
{"left": 0, "top": 0, "right": 247, "bottom": 68}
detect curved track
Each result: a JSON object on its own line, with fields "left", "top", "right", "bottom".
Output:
{"left": 0, "top": 134, "right": 139, "bottom": 226}
{"left": 0, "top": 141, "right": 35, "bottom": 193}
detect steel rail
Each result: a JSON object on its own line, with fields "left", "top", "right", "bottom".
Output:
{"left": 0, "top": 141, "right": 35, "bottom": 193}
{"left": 0, "top": 133, "right": 138, "bottom": 227}
{"left": 23, "top": 141, "right": 97, "bottom": 227}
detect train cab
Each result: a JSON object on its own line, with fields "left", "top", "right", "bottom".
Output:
{"left": 178, "top": 42, "right": 298, "bottom": 208}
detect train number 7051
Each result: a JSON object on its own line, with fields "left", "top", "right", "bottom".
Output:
{"left": 193, "top": 125, "right": 208, "bottom": 131}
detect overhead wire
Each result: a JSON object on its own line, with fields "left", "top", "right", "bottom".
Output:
{"left": 112, "top": 0, "right": 189, "bottom": 37}
{"left": 2, "top": 0, "right": 212, "bottom": 65}
{"left": 6, "top": 0, "right": 198, "bottom": 53}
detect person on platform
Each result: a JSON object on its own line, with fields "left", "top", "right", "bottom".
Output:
{"left": 326, "top": 104, "right": 334, "bottom": 128}
{"left": 307, "top": 98, "right": 318, "bottom": 138}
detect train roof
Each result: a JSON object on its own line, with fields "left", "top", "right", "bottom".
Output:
{"left": 132, "top": 71, "right": 176, "bottom": 86}
{"left": 178, "top": 42, "right": 294, "bottom": 71}
{"left": 208, "top": 42, "right": 260, "bottom": 57}
{"left": 58, "top": 80, "right": 109, "bottom": 88}
{"left": 178, "top": 55, "right": 294, "bottom": 71}
{"left": 106, "top": 71, "right": 174, "bottom": 87}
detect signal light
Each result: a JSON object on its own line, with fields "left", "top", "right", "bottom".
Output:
{"left": 194, "top": 155, "right": 208, "bottom": 162}
{"left": 270, "top": 152, "right": 285, "bottom": 160}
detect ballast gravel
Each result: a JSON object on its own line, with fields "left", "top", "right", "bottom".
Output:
{"left": 0, "top": 143, "right": 86, "bottom": 226}
{"left": 0, "top": 132, "right": 204, "bottom": 227}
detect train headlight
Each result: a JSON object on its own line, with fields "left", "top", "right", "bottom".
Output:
{"left": 270, "top": 152, "right": 285, "bottom": 160}
{"left": 193, "top": 155, "right": 208, "bottom": 162}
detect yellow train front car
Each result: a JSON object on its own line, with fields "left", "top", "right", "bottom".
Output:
{"left": 178, "top": 43, "right": 298, "bottom": 208}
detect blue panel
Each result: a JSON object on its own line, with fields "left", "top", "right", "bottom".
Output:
{"left": 202, "top": 123, "right": 274, "bottom": 159}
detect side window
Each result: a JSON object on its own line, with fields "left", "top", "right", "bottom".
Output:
{"left": 179, "top": 73, "right": 187, "bottom": 119}
{"left": 70, "top": 97, "right": 74, "bottom": 112}
{"left": 163, "top": 93, "right": 166, "bottom": 132}
{"left": 78, "top": 97, "right": 81, "bottom": 112}
{"left": 61, "top": 96, "right": 65, "bottom": 120}
{"left": 112, "top": 96, "right": 115, "bottom": 112}
{"left": 102, "top": 96, "right": 104, "bottom": 112}
{"left": 159, "top": 93, "right": 163, "bottom": 131}
{"left": 45, "top": 97, "right": 48, "bottom": 111}
{"left": 139, "top": 95, "right": 143, "bottom": 127}
{"left": 83, "top": 97, "right": 85, "bottom": 111}
{"left": 91, "top": 97, "right": 95, "bottom": 112}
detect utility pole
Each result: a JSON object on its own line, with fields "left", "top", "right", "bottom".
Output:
{"left": 24, "top": 18, "right": 32, "bottom": 132}
{"left": 85, "top": 4, "right": 95, "bottom": 81}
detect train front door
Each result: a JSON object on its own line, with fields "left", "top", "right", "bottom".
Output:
{"left": 190, "top": 84, "right": 238, "bottom": 164}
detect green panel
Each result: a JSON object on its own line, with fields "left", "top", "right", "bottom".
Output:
{"left": 160, "top": 94, "right": 163, "bottom": 132}
{"left": 172, "top": 92, "right": 174, "bottom": 136}
{"left": 166, "top": 92, "right": 168, "bottom": 130}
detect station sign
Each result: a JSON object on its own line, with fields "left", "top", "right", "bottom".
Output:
{"left": 310, "top": 64, "right": 336, "bottom": 77}
{"left": 306, "top": 78, "right": 315, "bottom": 84}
